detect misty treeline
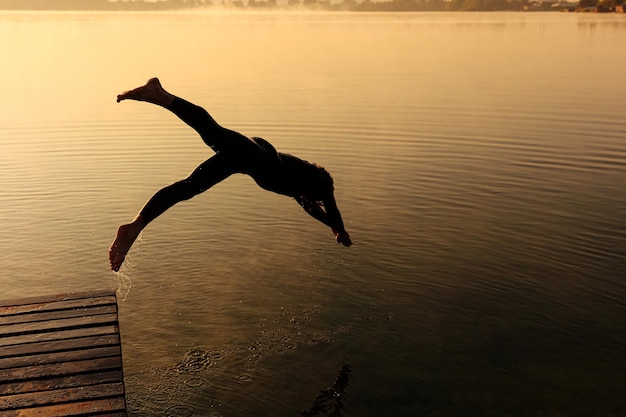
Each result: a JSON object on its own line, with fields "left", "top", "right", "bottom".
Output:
{"left": 0, "top": 0, "right": 570, "bottom": 11}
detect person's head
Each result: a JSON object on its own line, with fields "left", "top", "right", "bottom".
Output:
{"left": 314, "top": 164, "right": 335, "bottom": 197}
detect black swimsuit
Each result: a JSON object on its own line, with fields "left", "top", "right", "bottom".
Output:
{"left": 138, "top": 98, "right": 330, "bottom": 225}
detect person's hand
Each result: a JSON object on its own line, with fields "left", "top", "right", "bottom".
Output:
{"left": 335, "top": 232, "right": 352, "bottom": 247}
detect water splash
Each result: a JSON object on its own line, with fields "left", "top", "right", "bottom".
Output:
{"left": 176, "top": 348, "right": 213, "bottom": 373}
{"left": 110, "top": 254, "right": 136, "bottom": 301}
{"left": 112, "top": 270, "right": 132, "bottom": 301}
{"left": 110, "top": 233, "right": 144, "bottom": 301}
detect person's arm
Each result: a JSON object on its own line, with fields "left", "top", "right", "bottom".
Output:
{"left": 322, "top": 193, "right": 352, "bottom": 247}
{"left": 295, "top": 196, "right": 352, "bottom": 247}
{"left": 296, "top": 196, "right": 331, "bottom": 227}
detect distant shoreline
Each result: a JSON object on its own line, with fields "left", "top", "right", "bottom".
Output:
{"left": 0, "top": 0, "right": 591, "bottom": 13}
{"left": 1, "top": 0, "right": 624, "bottom": 13}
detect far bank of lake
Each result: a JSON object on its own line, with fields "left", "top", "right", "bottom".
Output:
{"left": 1, "top": 0, "right": 625, "bottom": 13}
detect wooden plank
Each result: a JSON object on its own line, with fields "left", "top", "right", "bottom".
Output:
{"left": 2, "top": 383, "right": 124, "bottom": 409}
{"left": 0, "top": 335, "right": 120, "bottom": 359}
{"left": 0, "top": 397, "right": 127, "bottom": 417}
{"left": 0, "top": 295, "right": 117, "bottom": 316}
{"left": 0, "top": 346, "right": 121, "bottom": 371}
{"left": 0, "top": 291, "right": 116, "bottom": 309}
{"left": 0, "top": 291, "right": 126, "bottom": 416}
{"left": 0, "top": 356, "right": 122, "bottom": 383}
{"left": 0, "top": 324, "right": 119, "bottom": 348}
{"left": 0, "top": 305, "right": 118, "bottom": 326}
{"left": 0, "top": 313, "right": 120, "bottom": 338}
{"left": 0, "top": 295, "right": 117, "bottom": 318}
{"left": 0, "top": 370, "right": 124, "bottom": 396}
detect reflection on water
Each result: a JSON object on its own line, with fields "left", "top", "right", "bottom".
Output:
{"left": 1, "top": 10, "right": 626, "bottom": 417}
{"left": 127, "top": 308, "right": 356, "bottom": 417}
{"left": 127, "top": 348, "right": 350, "bottom": 417}
{"left": 301, "top": 364, "right": 351, "bottom": 417}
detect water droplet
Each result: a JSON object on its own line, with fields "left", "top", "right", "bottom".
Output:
{"left": 209, "top": 350, "right": 224, "bottom": 360}
{"left": 165, "top": 404, "right": 197, "bottom": 417}
{"left": 184, "top": 376, "right": 209, "bottom": 388}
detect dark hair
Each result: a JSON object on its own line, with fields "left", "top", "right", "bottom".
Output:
{"left": 317, "top": 165, "right": 335, "bottom": 198}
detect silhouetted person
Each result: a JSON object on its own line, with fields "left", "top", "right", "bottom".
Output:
{"left": 109, "top": 78, "right": 352, "bottom": 271}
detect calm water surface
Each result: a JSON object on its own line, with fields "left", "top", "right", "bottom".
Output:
{"left": 1, "top": 11, "right": 626, "bottom": 417}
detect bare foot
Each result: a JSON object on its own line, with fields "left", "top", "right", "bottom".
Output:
{"left": 116, "top": 77, "right": 174, "bottom": 106}
{"left": 109, "top": 218, "right": 145, "bottom": 271}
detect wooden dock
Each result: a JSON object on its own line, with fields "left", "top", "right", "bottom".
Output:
{"left": 0, "top": 290, "right": 127, "bottom": 417}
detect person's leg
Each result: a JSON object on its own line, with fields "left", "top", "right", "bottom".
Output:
{"left": 111, "top": 78, "right": 264, "bottom": 270}
{"left": 166, "top": 97, "right": 233, "bottom": 152}
{"left": 117, "top": 78, "right": 247, "bottom": 152}
{"left": 117, "top": 77, "right": 175, "bottom": 106}
{"left": 140, "top": 153, "right": 233, "bottom": 225}
{"left": 109, "top": 153, "right": 235, "bottom": 271}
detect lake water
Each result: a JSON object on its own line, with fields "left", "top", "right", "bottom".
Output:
{"left": 1, "top": 10, "right": 626, "bottom": 417}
